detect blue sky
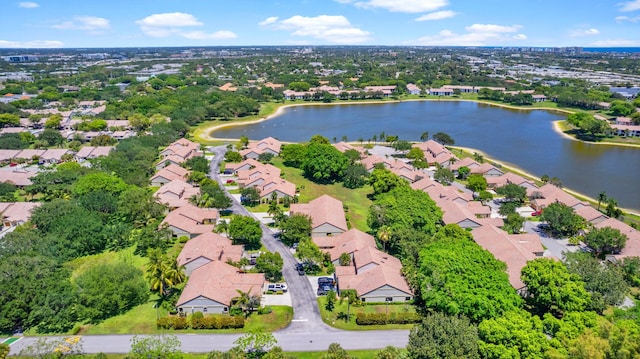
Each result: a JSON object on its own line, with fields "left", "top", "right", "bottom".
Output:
{"left": 2, "top": 0, "right": 640, "bottom": 48}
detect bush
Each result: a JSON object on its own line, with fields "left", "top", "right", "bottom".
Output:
{"left": 355, "top": 312, "right": 421, "bottom": 325}
{"left": 158, "top": 314, "right": 244, "bottom": 330}
{"left": 156, "top": 316, "right": 188, "bottom": 330}
{"left": 258, "top": 306, "right": 273, "bottom": 315}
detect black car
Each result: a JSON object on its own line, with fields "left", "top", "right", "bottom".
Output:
{"left": 295, "top": 263, "right": 305, "bottom": 275}
{"left": 318, "top": 277, "right": 334, "bottom": 285}
{"left": 317, "top": 284, "right": 333, "bottom": 296}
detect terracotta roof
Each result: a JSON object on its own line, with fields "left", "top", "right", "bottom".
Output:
{"left": 595, "top": 218, "right": 640, "bottom": 260}
{"left": 155, "top": 179, "right": 200, "bottom": 208}
{"left": 438, "top": 200, "right": 482, "bottom": 227}
{"left": 75, "top": 146, "right": 114, "bottom": 159}
{"left": 487, "top": 172, "right": 535, "bottom": 188}
{"left": 471, "top": 225, "right": 540, "bottom": 289}
{"left": 259, "top": 178, "right": 296, "bottom": 198}
{"left": 161, "top": 203, "right": 218, "bottom": 235}
{"left": 0, "top": 150, "right": 20, "bottom": 161}
{"left": 0, "top": 170, "right": 36, "bottom": 186}
{"left": 225, "top": 158, "right": 262, "bottom": 173}
{"left": 470, "top": 163, "right": 504, "bottom": 176}
{"left": 449, "top": 157, "right": 480, "bottom": 171}
{"left": 531, "top": 184, "right": 585, "bottom": 209}
{"left": 177, "top": 261, "right": 265, "bottom": 307}
{"left": 360, "top": 154, "right": 393, "bottom": 171}
{"left": 177, "top": 232, "right": 242, "bottom": 268}
{"left": 467, "top": 201, "right": 491, "bottom": 216}
{"left": 240, "top": 137, "right": 282, "bottom": 157}
{"left": 13, "top": 149, "right": 46, "bottom": 160}
{"left": 321, "top": 229, "right": 377, "bottom": 261}
{"left": 290, "top": 194, "right": 348, "bottom": 233}
{"left": 338, "top": 247, "right": 412, "bottom": 296}
{"left": 151, "top": 163, "right": 189, "bottom": 183}
{"left": 41, "top": 149, "right": 70, "bottom": 161}
{"left": 0, "top": 202, "right": 41, "bottom": 224}
{"left": 410, "top": 177, "right": 438, "bottom": 191}
{"left": 575, "top": 206, "right": 608, "bottom": 223}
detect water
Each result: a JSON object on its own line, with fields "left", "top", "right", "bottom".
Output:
{"left": 212, "top": 101, "right": 640, "bottom": 211}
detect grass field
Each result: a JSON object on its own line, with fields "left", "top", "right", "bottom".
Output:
{"left": 270, "top": 158, "right": 373, "bottom": 232}
{"left": 42, "top": 348, "right": 399, "bottom": 358}
{"left": 317, "top": 297, "right": 416, "bottom": 331}
{"left": 82, "top": 306, "right": 292, "bottom": 335}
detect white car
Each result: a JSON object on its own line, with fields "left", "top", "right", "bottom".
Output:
{"left": 266, "top": 283, "right": 288, "bottom": 293}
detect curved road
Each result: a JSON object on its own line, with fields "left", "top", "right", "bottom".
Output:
{"left": 8, "top": 146, "right": 410, "bottom": 355}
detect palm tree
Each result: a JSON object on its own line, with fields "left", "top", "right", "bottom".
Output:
{"left": 377, "top": 225, "right": 392, "bottom": 252}
{"left": 597, "top": 191, "right": 607, "bottom": 211}
{"left": 339, "top": 289, "right": 358, "bottom": 321}
{"left": 234, "top": 288, "right": 261, "bottom": 318}
{"left": 146, "top": 250, "right": 185, "bottom": 297}
{"left": 420, "top": 131, "right": 429, "bottom": 142}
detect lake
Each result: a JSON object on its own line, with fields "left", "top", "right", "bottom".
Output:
{"left": 212, "top": 100, "right": 640, "bottom": 211}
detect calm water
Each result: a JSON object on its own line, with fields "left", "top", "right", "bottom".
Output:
{"left": 213, "top": 101, "right": 640, "bottom": 210}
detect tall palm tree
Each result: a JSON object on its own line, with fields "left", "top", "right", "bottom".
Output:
{"left": 597, "top": 191, "right": 607, "bottom": 211}
{"left": 420, "top": 131, "right": 429, "bottom": 142}
{"left": 146, "top": 249, "right": 185, "bottom": 297}
{"left": 377, "top": 225, "right": 392, "bottom": 252}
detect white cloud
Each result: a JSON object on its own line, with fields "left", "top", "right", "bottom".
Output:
{"left": 260, "top": 15, "right": 371, "bottom": 44}
{"left": 52, "top": 16, "right": 110, "bottom": 31}
{"left": 337, "top": 0, "right": 448, "bottom": 13}
{"left": 0, "top": 39, "right": 63, "bottom": 48}
{"left": 616, "top": 15, "right": 640, "bottom": 22}
{"left": 618, "top": 0, "right": 640, "bottom": 12}
{"left": 569, "top": 28, "right": 600, "bottom": 37}
{"left": 180, "top": 30, "right": 237, "bottom": 40}
{"left": 136, "top": 12, "right": 202, "bottom": 28}
{"left": 18, "top": 2, "right": 39, "bottom": 8}
{"left": 415, "top": 10, "right": 457, "bottom": 21}
{"left": 135, "top": 12, "right": 236, "bottom": 41}
{"left": 408, "top": 23, "right": 525, "bottom": 46}
{"left": 259, "top": 17, "right": 279, "bottom": 26}
{"left": 591, "top": 39, "right": 640, "bottom": 46}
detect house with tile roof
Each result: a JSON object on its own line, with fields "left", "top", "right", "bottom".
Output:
{"left": 290, "top": 195, "right": 348, "bottom": 237}
{"left": 594, "top": 218, "right": 640, "bottom": 262}
{"left": 155, "top": 179, "right": 199, "bottom": 210}
{"left": 161, "top": 203, "right": 218, "bottom": 238}
{"left": 74, "top": 146, "right": 114, "bottom": 162}
{"left": 176, "top": 260, "right": 265, "bottom": 315}
{"left": 240, "top": 137, "right": 282, "bottom": 160}
{"left": 177, "top": 232, "right": 243, "bottom": 276}
{"left": 150, "top": 163, "right": 189, "bottom": 187}
{"left": 470, "top": 163, "right": 504, "bottom": 177}
{"left": 471, "top": 225, "right": 544, "bottom": 290}
{"left": 530, "top": 183, "right": 588, "bottom": 211}
{"left": 0, "top": 169, "right": 36, "bottom": 187}
{"left": 0, "top": 202, "right": 41, "bottom": 230}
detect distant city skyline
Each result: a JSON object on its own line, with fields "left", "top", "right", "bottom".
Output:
{"left": 2, "top": 0, "right": 640, "bottom": 48}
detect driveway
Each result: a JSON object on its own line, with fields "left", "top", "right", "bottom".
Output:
{"left": 522, "top": 221, "right": 579, "bottom": 259}
{"left": 208, "top": 146, "right": 335, "bottom": 334}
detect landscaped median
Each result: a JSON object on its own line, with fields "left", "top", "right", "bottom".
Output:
{"left": 317, "top": 296, "right": 419, "bottom": 331}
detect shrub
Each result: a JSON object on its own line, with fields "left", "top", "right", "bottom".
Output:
{"left": 356, "top": 312, "right": 421, "bottom": 325}
{"left": 258, "top": 306, "right": 273, "bottom": 315}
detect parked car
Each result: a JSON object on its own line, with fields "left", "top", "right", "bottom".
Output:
{"left": 267, "top": 283, "right": 288, "bottom": 293}
{"left": 318, "top": 277, "right": 334, "bottom": 286}
{"left": 317, "top": 284, "right": 333, "bottom": 296}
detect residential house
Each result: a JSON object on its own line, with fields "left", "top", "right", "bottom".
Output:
{"left": 176, "top": 261, "right": 265, "bottom": 314}
{"left": 363, "top": 85, "right": 396, "bottom": 97}
{"left": 414, "top": 140, "right": 456, "bottom": 167}
{"left": 177, "top": 232, "right": 243, "bottom": 276}
{"left": 224, "top": 158, "right": 262, "bottom": 175}
{"left": 428, "top": 88, "right": 454, "bottom": 96}
{"left": 0, "top": 202, "right": 41, "bottom": 230}
{"left": 471, "top": 225, "right": 544, "bottom": 290}
{"left": 155, "top": 179, "right": 199, "bottom": 209}
{"left": 0, "top": 169, "right": 36, "bottom": 187}
{"left": 161, "top": 203, "right": 218, "bottom": 238}
{"left": 486, "top": 172, "right": 537, "bottom": 191}
{"left": 532, "top": 94, "right": 547, "bottom": 102}
{"left": 449, "top": 157, "right": 481, "bottom": 173}
{"left": 257, "top": 178, "right": 297, "bottom": 202}
{"left": 470, "top": 163, "right": 504, "bottom": 177}
{"left": 40, "top": 149, "right": 71, "bottom": 164}
{"left": 74, "top": 146, "right": 114, "bottom": 162}
{"left": 406, "top": 83, "right": 421, "bottom": 95}
{"left": 595, "top": 218, "right": 640, "bottom": 262}
{"left": 240, "top": 137, "right": 282, "bottom": 159}
{"left": 150, "top": 164, "right": 189, "bottom": 187}
{"left": 575, "top": 206, "right": 609, "bottom": 225}
{"left": 290, "top": 195, "right": 348, "bottom": 237}
{"left": 530, "top": 184, "right": 588, "bottom": 211}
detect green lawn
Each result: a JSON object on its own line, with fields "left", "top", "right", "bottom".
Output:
{"left": 82, "top": 306, "right": 292, "bottom": 335}
{"left": 271, "top": 158, "right": 373, "bottom": 232}
{"left": 66, "top": 247, "right": 148, "bottom": 280}
{"left": 317, "top": 297, "right": 416, "bottom": 331}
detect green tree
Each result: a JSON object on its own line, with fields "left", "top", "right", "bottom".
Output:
{"left": 325, "top": 290, "right": 337, "bottom": 312}
{"left": 418, "top": 225, "right": 523, "bottom": 322}
{"left": 521, "top": 258, "right": 591, "bottom": 317}
{"left": 407, "top": 313, "right": 479, "bottom": 359}
{"left": 342, "top": 163, "right": 369, "bottom": 189}
{"left": 129, "top": 335, "right": 182, "bottom": 359}
{"left": 368, "top": 167, "right": 407, "bottom": 196}
{"left": 457, "top": 166, "right": 470, "bottom": 179}
{"left": 146, "top": 249, "right": 185, "bottom": 297}
{"left": 564, "top": 252, "right": 628, "bottom": 313}
{"left": 241, "top": 186, "right": 261, "bottom": 206}
{"left": 407, "top": 147, "right": 427, "bottom": 168}
{"left": 72, "top": 172, "right": 129, "bottom": 197}
{"left": 0, "top": 113, "right": 20, "bottom": 128}
{"left": 368, "top": 186, "right": 442, "bottom": 235}
{"left": 238, "top": 135, "right": 249, "bottom": 149}
{"left": 233, "top": 290, "right": 262, "bottom": 318}
{"left": 233, "top": 332, "right": 277, "bottom": 357}
{"left": 477, "top": 190, "right": 493, "bottom": 203}
{"left": 432, "top": 132, "right": 455, "bottom": 145}
{"left": 255, "top": 251, "right": 284, "bottom": 282}
{"left": 322, "top": 343, "right": 350, "bottom": 359}
{"left": 184, "top": 156, "right": 209, "bottom": 173}
{"left": 38, "top": 128, "right": 64, "bottom": 147}
{"left": 495, "top": 183, "right": 526, "bottom": 202}
{"left": 339, "top": 289, "right": 358, "bottom": 321}
{"left": 301, "top": 143, "right": 349, "bottom": 183}
{"left": 18, "top": 337, "right": 84, "bottom": 359}
{"left": 280, "top": 143, "right": 308, "bottom": 168}
{"left": 478, "top": 310, "right": 549, "bottom": 359}
{"left": 583, "top": 226, "right": 628, "bottom": 258}
{"left": 224, "top": 151, "right": 243, "bottom": 162}
{"left": 503, "top": 212, "right": 525, "bottom": 234}
{"left": 229, "top": 215, "right": 263, "bottom": 250}
{"left": 376, "top": 346, "right": 405, "bottom": 359}
{"left": 377, "top": 225, "right": 392, "bottom": 251}
{"left": 420, "top": 131, "right": 429, "bottom": 141}
{"left": 539, "top": 202, "right": 585, "bottom": 237}
{"left": 434, "top": 167, "right": 454, "bottom": 185}
{"left": 76, "top": 262, "right": 149, "bottom": 322}
{"left": 597, "top": 191, "right": 607, "bottom": 211}
{"left": 279, "top": 213, "right": 312, "bottom": 247}
{"left": 466, "top": 174, "right": 487, "bottom": 193}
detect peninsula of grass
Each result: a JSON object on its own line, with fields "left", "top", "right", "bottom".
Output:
{"left": 270, "top": 157, "right": 373, "bottom": 232}
{"left": 317, "top": 296, "right": 416, "bottom": 331}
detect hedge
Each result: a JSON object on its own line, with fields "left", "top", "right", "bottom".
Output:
{"left": 156, "top": 315, "right": 244, "bottom": 330}
{"left": 355, "top": 312, "right": 421, "bottom": 325}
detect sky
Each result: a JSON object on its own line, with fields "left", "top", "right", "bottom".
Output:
{"left": 2, "top": 0, "right": 640, "bottom": 48}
